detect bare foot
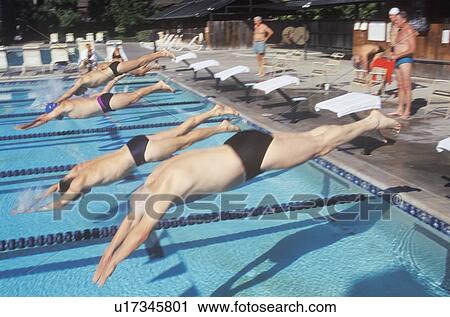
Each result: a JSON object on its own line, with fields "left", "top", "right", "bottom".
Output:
{"left": 400, "top": 113, "right": 411, "bottom": 120}
{"left": 212, "top": 104, "right": 240, "bottom": 116}
{"left": 369, "top": 110, "right": 401, "bottom": 135}
{"left": 159, "top": 49, "right": 175, "bottom": 59}
{"left": 157, "top": 80, "right": 175, "bottom": 93}
{"left": 387, "top": 111, "right": 403, "bottom": 116}
{"left": 220, "top": 120, "right": 240, "bottom": 132}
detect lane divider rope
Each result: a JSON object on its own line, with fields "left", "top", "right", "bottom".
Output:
{"left": 0, "top": 194, "right": 365, "bottom": 254}
{"left": 0, "top": 116, "right": 222, "bottom": 145}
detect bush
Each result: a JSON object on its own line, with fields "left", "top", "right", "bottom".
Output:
{"left": 136, "top": 30, "right": 152, "bottom": 42}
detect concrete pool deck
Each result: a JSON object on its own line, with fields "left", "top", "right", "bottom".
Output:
{"left": 2, "top": 43, "right": 449, "bottom": 225}
{"left": 149, "top": 45, "right": 449, "bottom": 224}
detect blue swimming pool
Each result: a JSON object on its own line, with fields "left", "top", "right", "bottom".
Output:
{"left": 0, "top": 74, "right": 448, "bottom": 296}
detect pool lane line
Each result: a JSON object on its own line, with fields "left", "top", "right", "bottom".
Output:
{"left": 0, "top": 100, "right": 203, "bottom": 119}
{"left": 0, "top": 79, "right": 162, "bottom": 94}
{"left": 0, "top": 116, "right": 223, "bottom": 145}
{"left": 0, "top": 164, "right": 76, "bottom": 178}
{"left": 0, "top": 194, "right": 366, "bottom": 258}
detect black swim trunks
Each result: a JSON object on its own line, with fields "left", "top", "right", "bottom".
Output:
{"left": 224, "top": 130, "right": 273, "bottom": 180}
{"left": 109, "top": 61, "right": 121, "bottom": 77}
{"left": 97, "top": 93, "right": 114, "bottom": 113}
{"left": 59, "top": 179, "right": 71, "bottom": 193}
{"left": 126, "top": 135, "right": 150, "bottom": 166}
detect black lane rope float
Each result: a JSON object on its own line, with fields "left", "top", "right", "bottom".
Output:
{"left": 0, "top": 117, "right": 222, "bottom": 143}
{"left": 0, "top": 164, "right": 76, "bottom": 178}
{"left": 0, "top": 194, "right": 366, "bottom": 256}
{"left": 0, "top": 100, "right": 204, "bottom": 119}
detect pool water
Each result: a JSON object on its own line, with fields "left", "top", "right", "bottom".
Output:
{"left": 0, "top": 74, "right": 448, "bottom": 296}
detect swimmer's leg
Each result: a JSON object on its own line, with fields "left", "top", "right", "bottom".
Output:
{"left": 116, "top": 50, "right": 174, "bottom": 74}
{"left": 261, "top": 110, "right": 401, "bottom": 170}
{"left": 147, "top": 120, "right": 240, "bottom": 161}
{"left": 150, "top": 104, "right": 240, "bottom": 141}
{"left": 109, "top": 81, "right": 175, "bottom": 110}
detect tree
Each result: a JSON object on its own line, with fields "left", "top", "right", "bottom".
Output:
{"left": 35, "top": 0, "right": 81, "bottom": 30}
{"left": 104, "top": 0, "right": 153, "bottom": 34}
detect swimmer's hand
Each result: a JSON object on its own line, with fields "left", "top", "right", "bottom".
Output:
{"left": 92, "top": 248, "right": 114, "bottom": 284}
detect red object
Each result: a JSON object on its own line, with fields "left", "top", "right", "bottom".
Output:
{"left": 370, "top": 58, "right": 395, "bottom": 84}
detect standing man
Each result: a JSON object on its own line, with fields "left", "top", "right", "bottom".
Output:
{"left": 389, "top": 11, "right": 416, "bottom": 120}
{"left": 388, "top": 7, "right": 400, "bottom": 44}
{"left": 253, "top": 16, "right": 274, "bottom": 77}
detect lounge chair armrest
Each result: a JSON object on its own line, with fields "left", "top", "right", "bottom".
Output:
{"left": 432, "top": 79, "right": 449, "bottom": 84}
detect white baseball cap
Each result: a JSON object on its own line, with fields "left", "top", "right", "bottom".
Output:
{"left": 389, "top": 7, "right": 400, "bottom": 15}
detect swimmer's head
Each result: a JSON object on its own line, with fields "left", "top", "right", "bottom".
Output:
{"left": 74, "top": 86, "right": 88, "bottom": 96}
{"left": 45, "top": 102, "right": 58, "bottom": 113}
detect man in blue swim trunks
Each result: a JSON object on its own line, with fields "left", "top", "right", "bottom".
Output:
{"left": 253, "top": 16, "right": 273, "bottom": 77}
{"left": 389, "top": 11, "right": 416, "bottom": 120}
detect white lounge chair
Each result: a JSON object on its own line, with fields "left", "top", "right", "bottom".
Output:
{"left": 246, "top": 75, "right": 307, "bottom": 122}
{"left": 0, "top": 46, "right": 8, "bottom": 75}
{"left": 86, "top": 33, "right": 95, "bottom": 42}
{"left": 50, "top": 44, "right": 75, "bottom": 72}
{"left": 436, "top": 137, "right": 450, "bottom": 152}
{"left": 172, "top": 52, "right": 197, "bottom": 67}
{"left": 214, "top": 65, "right": 250, "bottom": 90}
{"left": 167, "top": 35, "right": 182, "bottom": 50}
{"left": 21, "top": 44, "right": 45, "bottom": 75}
{"left": 315, "top": 92, "right": 381, "bottom": 117}
{"left": 159, "top": 34, "right": 175, "bottom": 49}
{"left": 139, "top": 41, "right": 155, "bottom": 51}
{"left": 95, "top": 32, "right": 105, "bottom": 43}
{"left": 105, "top": 40, "right": 128, "bottom": 62}
{"left": 77, "top": 39, "right": 96, "bottom": 69}
{"left": 423, "top": 79, "right": 450, "bottom": 119}
{"left": 65, "top": 33, "right": 75, "bottom": 43}
{"left": 174, "top": 35, "right": 203, "bottom": 51}
{"left": 190, "top": 59, "right": 220, "bottom": 80}
{"left": 50, "top": 33, "right": 59, "bottom": 44}
{"left": 315, "top": 92, "right": 388, "bottom": 148}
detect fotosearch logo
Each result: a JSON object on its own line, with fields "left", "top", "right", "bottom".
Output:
{"left": 49, "top": 192, "right": 394, "bottom": 223}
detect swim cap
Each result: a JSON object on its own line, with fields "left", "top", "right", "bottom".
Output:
{"left": 45, "top": 102, "right": 58, "bottom": 113}
{"left": 389, "top": 7, "right": 400, "bottom": 15}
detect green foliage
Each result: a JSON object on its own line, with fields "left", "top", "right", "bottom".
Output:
{"left": 88, "top": 0, "right": 108, "bottom": 23}
{"left": 277, "top": 3, "right": 380, "bottom": 21}
{"left": 36, "top": 0, "right": 81, "bottom": 29}
{"left": 104, "top": 0, "right": 153, "bottom": 34}
{"left": 136, "top": 30, "right": 152, "bottom": 42}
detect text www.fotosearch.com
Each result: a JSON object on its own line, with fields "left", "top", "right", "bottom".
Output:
{"left": 197, "top": 300, "right": 337, "bottom": 313}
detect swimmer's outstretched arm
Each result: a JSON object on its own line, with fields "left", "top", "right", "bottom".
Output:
{"left": 55, "top": 78, "right": 84, "bottom": 103}
{"left": 11, "top": 183, "right": 59, "bottom": 214}
{"left": 38, "top": 182, "right": 84, "bottom": 211}
{"left": 15, "top": 106, "right": 65, "bottom": 130}
{"left": 91, "top": 74, "right": 127, "bottom": 98}
{"left": 93, "top": 185, "right": 164, "bottom": 286}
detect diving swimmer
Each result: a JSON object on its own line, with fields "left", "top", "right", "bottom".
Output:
{"left": 13, "top": 104, "right": 240, "bottom": 212}
{"left": 92, "top": 110, "right": 401, "bottom": 286}
{"left": 15, "top": 76, "right": 175, "bottom": 130}
{"left": 55, "top": 49, "right": 175, "bottom": 103}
